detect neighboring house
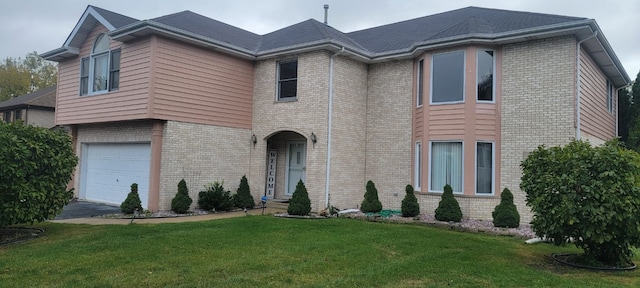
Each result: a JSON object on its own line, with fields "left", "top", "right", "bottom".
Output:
{"left": 0, "top": 85, "right": 57, "bottom": 128}
{"left": 42, "top": 6, "right": 630, "bottom": 222}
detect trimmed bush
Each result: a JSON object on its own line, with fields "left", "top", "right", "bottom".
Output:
{"left": 401, "top": 184, "right": 420, "bottom": 217}
{"left": 198, "top": 181, "right": 234, "bottom": 212}
{"left": 434, "top": 184, "right": 462, "bottom": 222}
{"left": 287, "top": 180, "right": 311, "bottom": 216}
{"left": 234, "top": 175, "right": 255, "bottom": 209}
{"left": 171, "top": 179, "right": 193, "bottom": 214}
{"left": 0, "top": 122, "right": 78, "bottom": 226}
{"left": 521, "top": 140, "right": 640, "bottom": 266}
{"left": 121, "top": 183, "right": 143, "bottom": 214}
{"left": 361, "top": 180, "right": 382, "bottom": 213}
{"left": 492, "top": 188, "right": 520, "bottom": 228}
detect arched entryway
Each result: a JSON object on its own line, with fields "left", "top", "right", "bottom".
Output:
{"left": 264, "top": 130, "right": 309, "bottom": 200}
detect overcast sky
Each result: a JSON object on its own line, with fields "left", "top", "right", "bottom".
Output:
{"left": 1, "top": 0, "right": 638, "bottom": 81}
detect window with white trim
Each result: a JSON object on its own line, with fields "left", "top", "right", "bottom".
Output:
{"left": 430, "top": 141, "right": 463, "bottom": 193}
{"left": 477, "top": 50, "right": 494, "bottom": 102}
{"left": 277, "top": 59, "right": 297, "bottom": 101}
{"left": 476, "top": 142, "right": 493, "bottom": 194}
{"left": 417, "top": 59, "right": 424, "bottom": 106}
{"left": 607, "top": 80, "right": 614, "bottom": 113}
{"left": 431, "top": 50, "right": 464, "bottom": 104}
{"left": 80, "top": 34, "right": 120, "bottom": 96}
{"left": 415, "top": 142, "right": 422, "bottom": 190}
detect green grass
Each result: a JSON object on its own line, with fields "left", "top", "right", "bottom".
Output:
{"left": 1, "top": 217, "right": 638, "bottom": 287}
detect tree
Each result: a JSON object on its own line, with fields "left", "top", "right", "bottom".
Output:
{"left": 360, "top": 180, "right": 382, "bottom": 213}
{"left": 171, "top": 179, "right": 193, "bottom": 214}
{"left": 492, "top": 188, "right": 520, "bottom": 228}
{"left": 401, "top": 184, "right": 420, "bottom": 217}
{"left": 287, "top": 180, "right": 311, "bottom": 216}
{"left": 0, "top": 122, "right": 78, "bottom": 226}
{"left": 121, "top": 183, "right": 143, "bottom": 214}
{"left": 619, "top": 71, "right": 640, "bottom": 151}
{"left": 234, "top": 175, "right": 255, "bottom": 209}
{"left": 0, "top": 51, "right": 58, "bottom": 102}
{"left": 521, "top": 140, "right": 640, "bottom": 266}
{"left": 434, "top": 184, "right": 462, "bottom": 222}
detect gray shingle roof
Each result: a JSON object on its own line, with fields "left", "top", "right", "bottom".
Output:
{"left": 0, "top": 85, "right": 56, "bottom": 109}
{"left": 91, "top": 6, "right": 138, "bottom": 29}
{"left": 152, "top": 11, "right": 261, "bottom": 51}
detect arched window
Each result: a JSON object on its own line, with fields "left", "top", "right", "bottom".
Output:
{"left": 79, "top": 33, "right": 120, "bottom": 95}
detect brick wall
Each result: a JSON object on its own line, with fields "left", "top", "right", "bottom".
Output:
{"left": 501, "top": 36, "right": 577, "bottom": 223}
{"left": 26, "top": 109, "right": 55, "bottom": 128}
{"left": 159, "top": 120, "right": 251, "bottom": 210}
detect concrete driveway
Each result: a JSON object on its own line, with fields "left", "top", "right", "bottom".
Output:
{"left": 54, "top": 201, "right": 121, "bottom": 220}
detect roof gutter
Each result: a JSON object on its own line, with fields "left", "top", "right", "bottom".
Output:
{"left": 325, "top": 46, "right": 345, "bottom": 209}
{"left": 576, "top": 30, "right": 598, "bottom": 140}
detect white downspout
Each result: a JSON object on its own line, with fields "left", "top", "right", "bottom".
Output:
{"left": 576, "top": 31, "right": 598, "bottom": 140}
{"left": 325, "top": 47, "right": 345, "bottom": 209}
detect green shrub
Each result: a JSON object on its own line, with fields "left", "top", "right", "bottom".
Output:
{"left": 198, "top": 181, "right": 234, "bottom": 212}
{"left": 434, "top": 184, "right": 462, "bottom": 222}
{"left": 492, "top": 188, "right": 520, "bottom": 228}
{"left": 360, "top": 180, "right": 382, "bottom": 213}
{"left": 287, "top": 180, "right": 311, "bottom": 216}
{"left": 401, "top": 184, "right": 420, "bottom": 217}
{"left": 234, "top": 175, "right": 255, "bottom": 209}
{"left": 521, "top": 140, "right": 640, "bottom": 266}
{"left": 171, "top": 179, "right": 193, "bottom": 214}
{"left": 0, "top": 122, "right": 78, "bottom": 226}
{"left": 121, "top": 183, "right": 143, "bottom": 214}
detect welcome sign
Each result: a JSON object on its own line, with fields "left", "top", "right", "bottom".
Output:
{"left": 266, "top": 150, "right": 277, "bottom": 199}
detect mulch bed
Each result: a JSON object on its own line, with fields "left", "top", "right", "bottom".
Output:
{"left": 0, "top": 227, "right": 44, "bottom": 246}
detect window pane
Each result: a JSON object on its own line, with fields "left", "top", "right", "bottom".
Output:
{"left": 477, "top": 50, "right": 493, "bottom": 101}
{"left": 417, "top": 59, "right": 424, "bottom": 106}
{"left": 415, "top": 142, "right": 422, "bottom": 189}
{"left": 430, "top": 142, "right": 463, "bottom": 192}
{"left": 279, "top": 61, "right": 297, "bottom": 80}
{"left": 14, "top": 110, "right": 22, "bottom": 121}
{"left": 476, "top": 142, "right": 493, "bottom": 194}
{"left": 93, "top": 54, "right": 108, "bottom": 91}
{"left": 81, "top": 58, "right": 89, "bottom": 77}
{"left": 93, "top": 34, "right": 110, "bottom": 53}
{"left": 3, "top": 112, "right": 11, "bottom": 122}
{"left": 432, "top": 51, "right": 464, "bottom": 103}
{"left": 279, "top": 80, "right": 297, "bottom": 98}
{"left": 109, "top": 50, "right": 121, "bottom": 90}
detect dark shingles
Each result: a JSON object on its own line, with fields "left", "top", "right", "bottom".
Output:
{"left": 0, "top": 85, "right": 56, "bottom": 109}
{"left": 90, "top": 6, "right": 138, "bottom": 28}
{"left": 151, "top": 11, "right": 261, "bottom": 51}
{"left": 257, "top": 19, "right": 367, "bottom": 53}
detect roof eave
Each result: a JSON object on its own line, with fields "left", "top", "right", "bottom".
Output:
{"left": 255, "top": 40, "right": 372, "bottom": 62}
{"left": 40, "top": 47, "right": 80, "bottom": 62}
{"left": 109, "top": 20, "right": 256, "bottom": 60}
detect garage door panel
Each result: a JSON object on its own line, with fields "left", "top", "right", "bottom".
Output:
{"left": 83, "top": 143, "right": 150, "bottom": 209}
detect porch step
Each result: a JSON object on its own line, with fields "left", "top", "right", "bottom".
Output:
{"left": 265, "top": 201, "right": 289, "bottom": 210}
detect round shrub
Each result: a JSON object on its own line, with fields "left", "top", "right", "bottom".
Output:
{"left": 287, "top": 180, "right": 311, "bottom": 216}
{"left": 0, "top": 122, "right": 78, "bottom": 226}
{"left": 234, "top": 175, "right": 255, "bottom": 209}
{"left": 492, "top": 188, "right": 520, "bottom": 228}
{"left": 434, "top": 184, "right": 462, "bottom": 222}
{"left": 198, "top": 181, "right": 233, "bottom": 212}
{"left": 401, "top": 184, "right": 420, "bottom": 217}
{"left": 361, "top": 180, "right": 382, "bottom": 213}
{"left": 171, "top": 179, "right": 193, "bottom": 214}
{"left": 121, "top": 183, "right": 143, "bottom": 214}
{"left": 521, "top": 140, "right": 640, "bottom": 266}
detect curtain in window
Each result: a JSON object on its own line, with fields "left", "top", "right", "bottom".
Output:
{"left": 431, "top": 142, "right": 463, "bottom": 192}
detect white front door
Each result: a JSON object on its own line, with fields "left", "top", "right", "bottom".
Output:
{"left": 285, "top": 141, "right": 306, "bottom": 196}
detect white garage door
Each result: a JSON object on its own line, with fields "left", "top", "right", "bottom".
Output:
{"left": 82, "top": 143, "right": 151, "bottom": 208}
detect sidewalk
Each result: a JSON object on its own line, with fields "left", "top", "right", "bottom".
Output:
{"left": 51, "top": 207, "right": 286, "bottom": 225}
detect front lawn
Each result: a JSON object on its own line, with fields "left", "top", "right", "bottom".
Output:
{"left": 1, "top": 217, "right": 638, "bottom": 287}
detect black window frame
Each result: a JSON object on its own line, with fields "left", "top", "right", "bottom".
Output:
{"left": 277, "top": 59, "right": 298, "bottom": 101}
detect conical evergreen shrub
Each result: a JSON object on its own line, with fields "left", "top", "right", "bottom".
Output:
{"left": 492, "top": 188, "right": 520, "bottom": 228}
{"left": 361, "top": 180, "right": 382, "bottom": 213}
{"left": 171, "top": 179, "right": 193, "bottom": 214}
{"left": 434, "top": 184, "right": 462, "bottom": 222}
{"left": 287, "top": 180, "right": 311, "bottom": 216}
{"left": 234, "top": 175, "right": 255, "bottom": 209}
{"left": 120, "top": 183, "right": 143, "bottom": 214}
{"left": 401, "top": 184, "right": 420, "bottom": 217}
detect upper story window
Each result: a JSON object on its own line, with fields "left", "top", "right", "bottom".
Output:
{"left": 431, "top": 50, "right": 464, "bottom": 104}
{"left": 477, "top": 50, "right": 494, "bottom": 102}
{"left": 277, "top": 60, "right": 298, "bottom": 101}
{"left": 417, "top": 59, "right": 424, "bottom": 107}
{"left": 607, "top": 80, "right": 614, "bottom": 113}
{"left": 80, "top": 34, "right": 120, "bottom": 96}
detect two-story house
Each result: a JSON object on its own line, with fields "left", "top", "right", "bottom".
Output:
{"left": 43, "top": 6, "right": 630, "bottom": 222}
